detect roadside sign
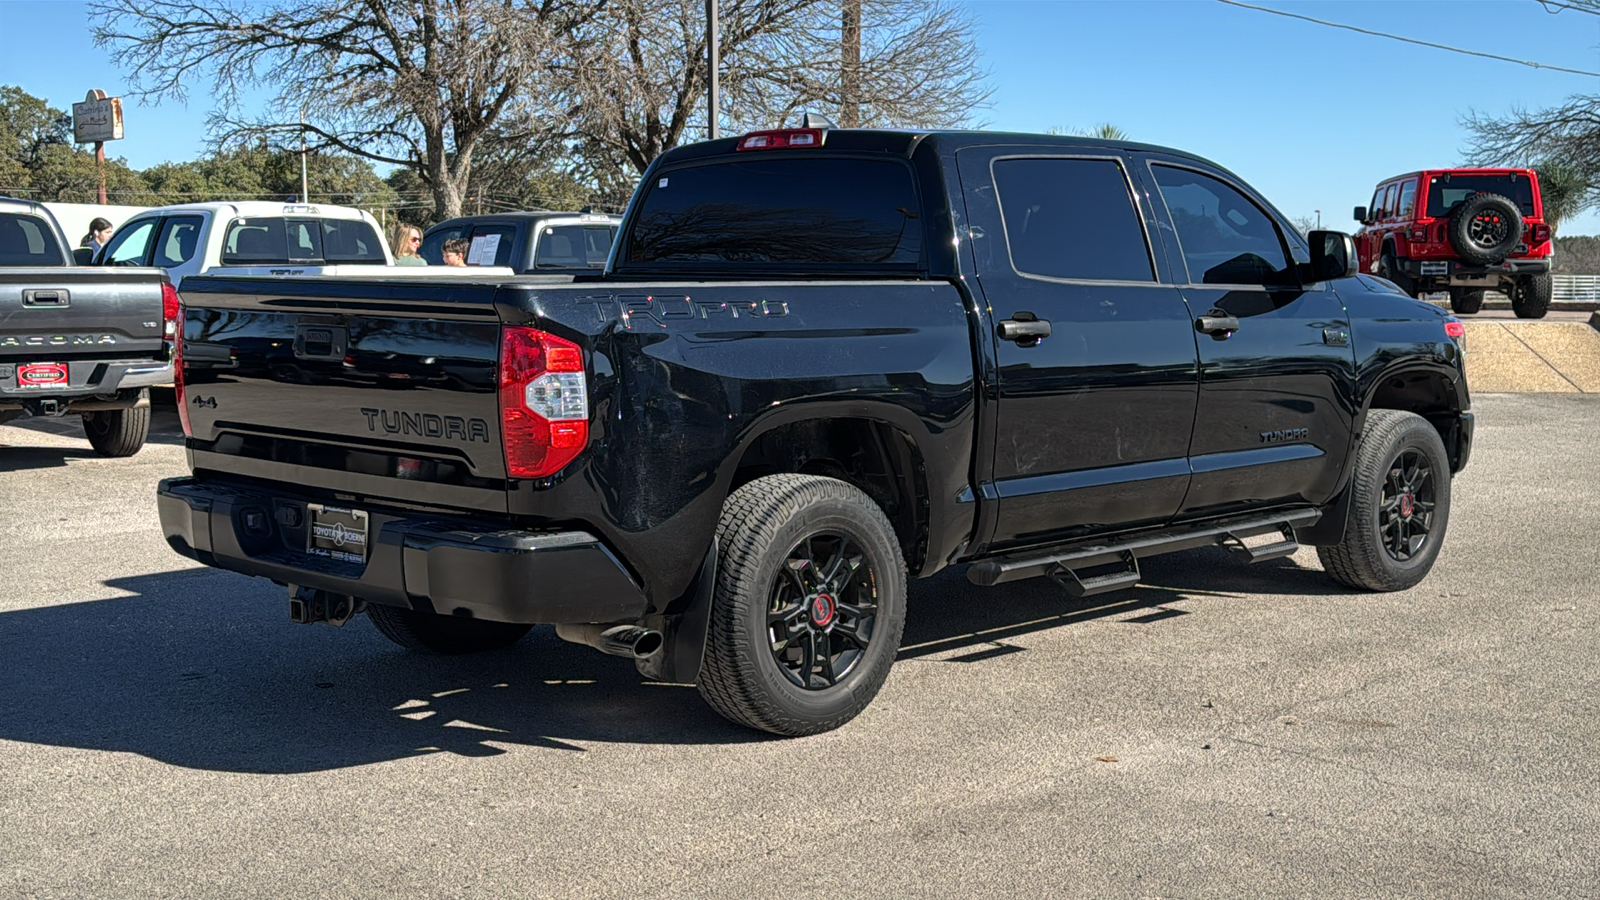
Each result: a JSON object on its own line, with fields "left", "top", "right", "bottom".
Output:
{"left": 73, "top": 90, "right": 124, "bottom": 144}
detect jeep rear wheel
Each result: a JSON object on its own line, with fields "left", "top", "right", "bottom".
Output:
{"left": 1448, "top": 287, "right": 1485, "bottom": 315}
{"left": 1447, "top": 192, "right": 1523, "bottom": 265}
{"left": 696, "top": 474, "right": 907, "bottom": 736}
{"left": 1512, "top": 272, "right": 1552, "bottom": 319}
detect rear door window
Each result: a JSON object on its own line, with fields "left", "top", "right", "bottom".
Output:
{"left": 222, "top": 217, "right": 384, "bottom": 264}
{"left": 466, "top": 223, "right": 516, "bottom": 266}
{"left": 991, "top": 157, "right": 1154, "bottom": 282}
{"left": 534, "top": 224, "right": 615, "bottom": 268}
{"left": 104, "top": 217, "right": 158, "bottom": 266}
{"left": 1397, "top": 181, "right": 1417, "bottom": 219}
{"left": 622, "top": 156, "right": 922, "bottom": 270}
{"left": 1151, "top": 164, "right": 1293, "bottom": 286}
{"left": 153, "top": 215, "right": 205, "bottom": 267}
{"left": 0, "top": 213, "right": 65, "bottom": 266}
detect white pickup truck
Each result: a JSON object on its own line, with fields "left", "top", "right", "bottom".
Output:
{"left": 94, "top": 202, "right": 399, "bottom": 284}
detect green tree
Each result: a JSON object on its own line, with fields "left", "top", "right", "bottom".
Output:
{"left": 1533, "top": 160, "right": 1588, "bottom": 233}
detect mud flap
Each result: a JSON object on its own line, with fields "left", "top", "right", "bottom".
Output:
{"left": 635, "top": 538, "right": 717, "bottom": 685}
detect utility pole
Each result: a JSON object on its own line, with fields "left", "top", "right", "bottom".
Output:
{"left": 300, "top": 110, "right": 309, "bottom": 203}
{"left": 706, "top": 0, "right": 720, "bottom": 139}
{"left": 841, "top": 0, "right": 861, "bottom": 128}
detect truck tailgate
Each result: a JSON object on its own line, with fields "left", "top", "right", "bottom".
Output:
{"left": 1, "top": 268, "right": 169, "bottom": 395}
{"left": 178, "top": 277, "right": 510, "bottom": 513}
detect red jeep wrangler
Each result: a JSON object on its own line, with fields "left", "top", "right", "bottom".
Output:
{"left": 1353, "top": 168, "right": 1552, "bottom": 318}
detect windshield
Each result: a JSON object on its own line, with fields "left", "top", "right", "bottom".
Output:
{"left": 622, "top": 156, "right": 923, "bottom": 271}
{"left": 0, "top": 213, "right": 65, "bottom": 266}
{"left": 1426, "top": 175, "right": 1537, "bottom": 218}
{"left": 221, "top": 217, "right": 386, "bottom": 265}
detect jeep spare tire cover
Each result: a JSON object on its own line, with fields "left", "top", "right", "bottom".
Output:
{"left": 1447, "top": 192, "right": 1524, "bottom": 265}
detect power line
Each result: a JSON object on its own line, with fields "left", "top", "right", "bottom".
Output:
{"left": 1216, "top": 0, "right": 1600, "bottom": 77}
{"left": 1536, "top": 0, "right": 1600, "bottom": 16}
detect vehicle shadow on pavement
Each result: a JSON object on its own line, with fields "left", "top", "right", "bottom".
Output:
{"left": 899, "top": 547, "right": 1352, "bottom": 660}
{"left": 0, "top": 445, "right": 99, "bottom": 471}
{"left": 0, "top": 568, "right": 758, "bottom": 774}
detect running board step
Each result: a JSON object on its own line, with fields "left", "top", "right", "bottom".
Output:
{"left": 1221, "top": 523, "right": 1300, "bottom": 563}
{"left": 1048, "top": 549, "right": 1140, "bottom": 598}
{"left": 966, "top": 509, "right": 1321, "bottom": 588}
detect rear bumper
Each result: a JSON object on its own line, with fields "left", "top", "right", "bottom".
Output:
{"left": 0, "top": 358, "right": 171, "bottom": 399}
{"left": 157, "top": 477, "right": 648, "bottom": 625}
{"left": 1404, "top": 258, "right": 1551, "bottom": 281}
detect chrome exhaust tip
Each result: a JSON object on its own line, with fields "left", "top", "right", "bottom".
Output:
{"left": 555, "top": 623, "right": 663, "bottom": 660}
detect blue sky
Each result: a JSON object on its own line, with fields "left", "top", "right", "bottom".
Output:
{"left": 6, "top": 0, "right": 1600, "bottom": 232}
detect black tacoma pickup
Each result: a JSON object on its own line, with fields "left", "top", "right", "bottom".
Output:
{"left": 159, "top": 129, "right": 1472, "bottom": 735}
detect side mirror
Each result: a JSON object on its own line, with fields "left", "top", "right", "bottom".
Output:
{"left": 1307, "top": 230, "right": 1357, "bottom": 281}
{"left": 1352, "top": 206, "right": 1368, "bottom": 224}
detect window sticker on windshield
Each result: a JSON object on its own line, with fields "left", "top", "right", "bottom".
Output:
{"left": 658, "top": 178, "right": 668, "bottom": 188}
{"left": 467, "top": 233, "right": 501, "bottom": 265}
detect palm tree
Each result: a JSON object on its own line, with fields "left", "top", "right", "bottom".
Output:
{"left": 1044, "top": 123, "right": 1130, "bottom": 140}
{"left": 1534, "top": 160, "right": 1590, "bottom": 233}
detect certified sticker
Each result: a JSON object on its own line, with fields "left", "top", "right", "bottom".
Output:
{"left": 17, "top": 362, "right": 68, "bottom": 388}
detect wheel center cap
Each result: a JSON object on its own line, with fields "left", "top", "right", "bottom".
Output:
{"left": 810, "top": 593, "right": 836, "bottom": 629}
{"left": 1399, "top": 493, "right": 1415, "bottom": 518}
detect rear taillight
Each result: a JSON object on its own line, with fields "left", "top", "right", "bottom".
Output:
{"left": 170, "top": 287, "right": 191, "bottom": 437}
{"left": 1408, "top": 225, "right": 1428, "bottom": 242}
{"left": 499, "top": 326, "right": 589, "bottom": 479}
{"left": 1530, "top": 223, "right": 1551, "bottom": 245}
{"left": 736, "top": 128, "right": 826, "bottom": 151}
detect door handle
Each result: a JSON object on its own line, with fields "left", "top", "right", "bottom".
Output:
{"left": 998, "top": 313, "right": 1052, "bottom": 345}
{"left": 1195, "top": 310, "right": 1240, "bottom": 340}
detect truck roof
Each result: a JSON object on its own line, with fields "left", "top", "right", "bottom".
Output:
{"left": 1375, "top": 167, "right": 1538, "bottom": 184}
{"left": 124, "top": 200, "right": 374, "bottom": 220}
{"left": 0, "top": 196, "right": 52, "bottom": 216}
{"left": 655, "top": 128, "right": 1234, "bottom": 174}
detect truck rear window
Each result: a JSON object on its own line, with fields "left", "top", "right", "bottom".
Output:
{"left": 622, "top": 157, "right": 922, "bottom": 270}
{"left": 221, "top": 217, "right": 386, "bottom": 265}
{"left": 1426, "top": 175, "right": 1536, "bottom": 217}
{"left": 535, "top": 225, "right": 615, "bottom": 268}
{"left": 0, "top": 213, "right": 65, "bottom": 266}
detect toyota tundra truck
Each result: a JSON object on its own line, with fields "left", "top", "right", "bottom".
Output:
{"left": 158, "top": 129, "right": 1473, "bottom": 735}
{"left": 1, "top": 197, "right": 175, "bottom": 456}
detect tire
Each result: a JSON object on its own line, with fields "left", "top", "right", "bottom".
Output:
{"left": 1447, "top": 192, "right": 1523, "bottom": 265}
{"left": 367, "top": 604, "right": 532, "bottom": 654}
{"left": 1448, "top": 287, "right": 1485, "bottom": 315}
{"left": 1512, "top": 272, "right": 1552, "bottom": 319}
{"left": 1317, "top": 409, "right": 1452, "bottom": 592}
{"left": 1378, "top": 248, "right": 1416, "bottom": 296}
{"left": 81, "top": 407, "right": 150, "bottom": 457}
{"left": 697, "top": 474, "right": 907, "bottom": 736}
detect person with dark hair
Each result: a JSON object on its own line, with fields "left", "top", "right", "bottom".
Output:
{"left": 81, "top": 217, "right": 114, "bottom": 254}
{"left": 441, "top": 237, "right": 469, "bottom": 266}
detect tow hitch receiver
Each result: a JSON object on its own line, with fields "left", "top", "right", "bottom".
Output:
{"left": 288, "top": 585, "right": 364, "bottom": 626}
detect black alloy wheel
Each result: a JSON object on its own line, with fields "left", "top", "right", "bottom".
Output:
{"left": 1378, "top": 448, "right": 1436, "bottom": 562}
{"left": 1466, "top": 211, "right": 1510, "bottom": 250}
{"left": 766, "top": 532, "right": 879, "bottom": 691}
{"left": 697, "top": 474, "right": 907, "bottom": 736}
{"left": 1317, "top": 409, "right": 1452, "bottom": 592}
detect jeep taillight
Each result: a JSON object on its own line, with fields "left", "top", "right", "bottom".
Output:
{"left": 1408, "top": 225, "right": 1428, "bottom": 242}
{"left": 499, "top": 326, "right": 589, "bottom": 479}
{"left": 1530, "top": 223, "right": 1551, "bottom": 245}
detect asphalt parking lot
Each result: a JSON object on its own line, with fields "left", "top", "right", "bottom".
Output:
{"left": 2, "top": 392, "right": 1598, "bottom": 899}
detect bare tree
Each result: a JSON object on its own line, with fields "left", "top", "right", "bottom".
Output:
{"left": 562, "top": 0, "right": 990, "bottom": 178}
{"left": 91, "top": 0, "right": 595, "bottom": 219}
{"left": 1462, "top": 96, "right": 1600, "bottom": 227}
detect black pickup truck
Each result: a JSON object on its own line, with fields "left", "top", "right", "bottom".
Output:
{"left": 159, "top": 129, "right": 1471, "bottom": 735}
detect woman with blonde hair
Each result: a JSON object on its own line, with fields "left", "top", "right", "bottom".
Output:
{"left": 392, "top": 223, "right": 426, "bottom": 265}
